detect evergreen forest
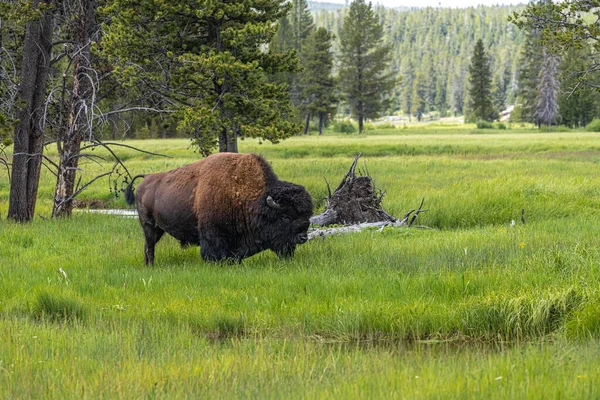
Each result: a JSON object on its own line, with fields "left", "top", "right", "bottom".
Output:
{"left": 313, "top": 4, "right": 525, "bottom": 119}
{"left": 3, "top": 0, "right": 600, "bottom": 222}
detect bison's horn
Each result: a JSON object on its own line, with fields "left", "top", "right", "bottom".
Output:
{"left": 266, "top": 196, "right": 281, "bottom": 209}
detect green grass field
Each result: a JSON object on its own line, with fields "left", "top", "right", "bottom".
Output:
{"left": 2, "top": 125, "right": 600, "bottom": 398}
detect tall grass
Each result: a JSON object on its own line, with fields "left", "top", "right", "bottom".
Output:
{"left": 2, "top": 128, "right": 600, "bottom": 397}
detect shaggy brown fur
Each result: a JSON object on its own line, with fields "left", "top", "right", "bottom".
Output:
{"left": 125, "top": 153, "right": 313, "bottom": 265}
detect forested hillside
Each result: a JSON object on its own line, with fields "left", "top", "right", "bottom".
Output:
{"left": 313, "top": 5, "right": 526, "bottom": 117}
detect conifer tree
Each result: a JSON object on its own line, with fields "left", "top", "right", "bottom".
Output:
{"left": 435, "top": 76, "right": 448, "bottom": 117}
{"left": 101, "top": 0, "right": 298, "bottom": 154}
{"left": 338, "top": 0, "right": 394, "bottom": 133}
{"left": 511, "top": 0, "right": 600, "bottom": 90}
{"left": 300, "top": 27, "right": 337, "bottom": 135}
{"left": 411, "top": 71, "right": 427, "bottom": 121}
{"left": 491, "top": 68, "right": 510, "bottom": 114}
{"left": 467, "top": 39, "right": 497, "bottom": 122}
{"left": 559, "top": 47, "right": 599, "bottom": 128}
{"left": 400, "top": 62, "right": 415, "bottom": 120}
{"left": 272, "top": 0, "right": 314, "bottom": 110}
{"left": 289, "top": 0, "right": 314, "bottom": 53}
{"left": 514, "top": 31, "right": 544, "bottom": 123}
{"left": 534, "top": 49, "right": 561, "bottom": 127}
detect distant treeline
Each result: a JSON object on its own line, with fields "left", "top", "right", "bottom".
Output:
{"left": 313, "top": 5, "right": 525, "bottom": 118}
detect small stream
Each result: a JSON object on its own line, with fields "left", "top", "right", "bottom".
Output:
{"left": 76, "top": 209, "right": 138, "bottom": 218}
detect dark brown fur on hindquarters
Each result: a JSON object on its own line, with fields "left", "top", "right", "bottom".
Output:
{"left": 125, "top": 153, "right": 313, "bottom": 265}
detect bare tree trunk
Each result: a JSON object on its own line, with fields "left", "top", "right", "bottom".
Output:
{"left": 303, "top": 112, "right": 310, "bottom": 135}
{"left": 358, "top": 115, "right": 364, "bottom": 133}
{"left": 8, "top": 0, "right": 54, "bottom": 222}
{"left": 53, "top": 0, "right": 97, "bottom": 218}
{"left": 218, "top": 127, "right": 228, "bottom": 152}
{"left": 318, "top": 113, "right": 324, "bottom": 135}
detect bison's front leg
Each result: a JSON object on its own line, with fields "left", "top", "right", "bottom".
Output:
{"left": 198, "top": 231, "right": 232, "bottom": 262}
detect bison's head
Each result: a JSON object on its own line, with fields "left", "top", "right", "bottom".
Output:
{"left": 260, "top": 182, "right": 313, "bottom": 258}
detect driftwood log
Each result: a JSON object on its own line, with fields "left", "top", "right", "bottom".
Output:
{"left": 308, "top": 154, "right": 429, "bottom": 240}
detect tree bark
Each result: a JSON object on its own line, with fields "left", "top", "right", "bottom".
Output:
{"left": 227, "top": 127, "right": 238, "bottom": 153}
{"left": 53, "top": 0, "right": 97, "bottom": 218}
{"left": 218, "top": 127, "right": 238, "bottom": 153}
{"left": 8, "top": 0, "right": 55, "bottom": 222}
{"left": 318, "top": 113, "right": 324, "bottom": 135}
{"left": 218, "top": 127, "right": 228, "bottom": 152}
{"left": 303, "top": 112, "right": 310, "bottom": 135}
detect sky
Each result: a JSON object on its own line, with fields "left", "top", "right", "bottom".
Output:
{"left": 319, "top": 0, "right": 524, "bottom": 8}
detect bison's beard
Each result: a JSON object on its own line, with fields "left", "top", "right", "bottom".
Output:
{"left": 274, "top": 244, "right": 296, "bottom": 259}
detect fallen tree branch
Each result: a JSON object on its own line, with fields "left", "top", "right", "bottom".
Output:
{"left": 308, "top": 217, "right": 433, "bottom": 241}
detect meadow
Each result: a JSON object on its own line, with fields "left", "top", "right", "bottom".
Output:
{"left": 1, "top": 123, "right": 600, "bottom": 398}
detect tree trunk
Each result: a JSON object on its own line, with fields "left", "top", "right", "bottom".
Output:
{"left": 8, "top": 0, "right": 54, "bottom": 222}
{"left": 303, "top": 112, "right": 310, "bottom": 135}
{"left": 318, "top": 113, "right": 324, "bottom": 135}
{"left": 53, "top": 0, "right": 97, "bottom": 218}
{"left": 358, "top": 115, "right": 364, "bottom": 133}
{"left": 218, "top": 127, "right": 238, "bottom": 153}
{"left": 218, "top": 127, "right": 228, "bottom": 152}
{"left": 227, "top": 128, "right": 238, "bottom": 153}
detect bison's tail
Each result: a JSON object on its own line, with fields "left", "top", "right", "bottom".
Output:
{"left": 124, "top": 174, "right": 146, "bottom": 206}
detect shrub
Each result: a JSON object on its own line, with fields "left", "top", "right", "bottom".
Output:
{"left": 333, "top": 121, "right": 357, "bottom": 134}
{"left": 476, "top": 120, "right": 494, "bottom": 129}
{"left": 496, "top": 122, "right": 507, "bottom": 130}
{"left": 586, "top": 119, "right": 600, "bottom": 132}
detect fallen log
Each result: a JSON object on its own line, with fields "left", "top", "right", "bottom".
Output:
{"left": 308, "top": 154, "right": 430, "bottom": 239}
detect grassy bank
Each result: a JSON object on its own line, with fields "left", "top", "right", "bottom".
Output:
{"left": 2, "top": 127, "right": 600, "bottom": 397}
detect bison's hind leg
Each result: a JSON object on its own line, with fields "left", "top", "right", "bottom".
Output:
{"left": 142, "top": 223, "right": 165, "bottom": 266}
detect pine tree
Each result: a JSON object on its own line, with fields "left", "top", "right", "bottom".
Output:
{"left": 511, "top": 0, "right": 600, "bottom": 90}
{"left": 290, "top": 0, "right": 314, "bottom": 53}
{"left": 467, "top": 39, "right": 497, "bottom": 122}
{"left": 300, "top": 27, "right": 337, "bottom": 135}
{"left": 559, "top": 46, "right": 599, "bottom": 128}
{"left": 426, "top": 64, "right": 437, "bottom": 112}
{"left": 450, "top": 70, "right": 465, "bottom": 117}
{"left": 435, "top": 76, "right": 448, "bottom": 117}
{"left": 491, "top": 69, "right": 509, "bottom": 114}
{"left": 534, "top": 49, "right": 561, "bottom": 127}
{"left": 411, "top": 71, "right": 427, "bottom": 121}
{"left": 101, "top": 0, "right": 298, "bottom": 155}
{"left": 400, "top": 62, "right": 415, "bottom": 120}
{"left": 338, "top": 0, "right": 394, "bottom": 133}
{"left": 273, "top": 0, "right": 314, "bottom": 111}
{"left": 514, "top": 31, "right": 544, "bottom": 123}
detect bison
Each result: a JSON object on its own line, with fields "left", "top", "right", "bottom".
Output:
{"left": 124, "top": 152, "right": 313, "bottom": 265}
